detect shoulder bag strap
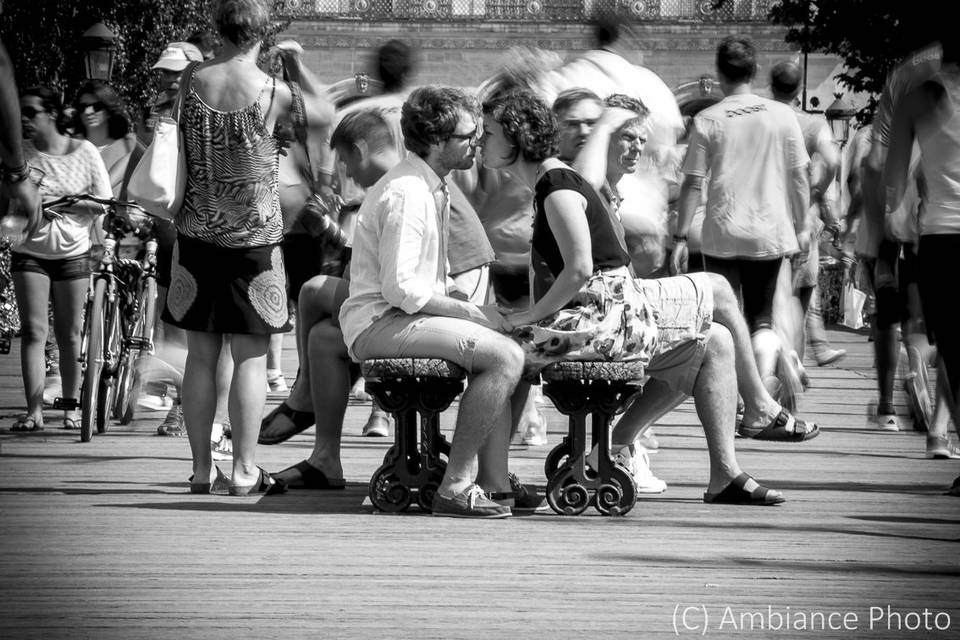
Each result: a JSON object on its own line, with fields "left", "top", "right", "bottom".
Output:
{"left": 171, "top": 61, "right": 201, "bottom": 124}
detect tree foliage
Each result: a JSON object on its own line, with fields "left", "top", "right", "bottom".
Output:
{"left": 745, "top": 0, "right": 938, "bottom": 97}
{"left": 1, "top": 0, "right": 291, "bottom": 119}
{"left": 1, "top": 1, "right": 214, "bottom": 114}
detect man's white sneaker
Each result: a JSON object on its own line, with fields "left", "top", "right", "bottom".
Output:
{"left": 266, "top": 369, "right": 289, "bottom": 393}
{"left": 927, "top": 436, "right": 960, "bottom": 460}
{"left": 520, "top": 411, "right": 548, "bottom": 446}
{"left": 614, "top": 443, "right": 667, "bottom": 494}
{"left": 211, "top": 434, "right": 233, "bottom": 461}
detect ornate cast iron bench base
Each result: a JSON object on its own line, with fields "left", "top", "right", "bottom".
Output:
{"left": 539, "top": 361, "right": 645, "bottom": 516}
{"left": 361, "top": 358, "right": 465, "bottom": 513}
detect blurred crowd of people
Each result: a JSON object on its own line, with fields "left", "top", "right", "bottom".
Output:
{"left": 1, "top": 1, "right": 957, "bottom": 509}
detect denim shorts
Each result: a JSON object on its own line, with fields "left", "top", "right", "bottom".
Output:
{"left": 638, "top": 272, "right": 714, "bottom": 395}
{"left": 351, "top": 309, "right": 498, "bottom": 373}
{"left": 10, "top": 252, "right": 90, "bottom": 281}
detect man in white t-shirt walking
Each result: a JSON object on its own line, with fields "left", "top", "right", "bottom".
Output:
{"left": 672, "top": 36, "right": 810, "bottom": 393}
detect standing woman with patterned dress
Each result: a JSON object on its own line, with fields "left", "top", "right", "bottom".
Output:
{"left": 163, "top": 0, "right": 311, "bottom": 494}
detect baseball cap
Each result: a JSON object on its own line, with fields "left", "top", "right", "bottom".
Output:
{"left": 152, "top": 42, "right": 204, "bottom": 71}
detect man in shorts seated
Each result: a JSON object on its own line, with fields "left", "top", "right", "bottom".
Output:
{"left": 339, "top": 87, "right": 529, "bottom": 518}
{"left": 574, "top": 93, "right": 820, "bottom": 503}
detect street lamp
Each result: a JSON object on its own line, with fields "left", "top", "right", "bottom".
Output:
{"left": 824, "top": 92, "right": 856, "bottom": 146}
{"left": 80, "top": 22, "right": 118, "bottom": 81}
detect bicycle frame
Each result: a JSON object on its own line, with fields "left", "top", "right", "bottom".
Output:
{"left": 44, "top": 194, "right": 160, "bottom": 442}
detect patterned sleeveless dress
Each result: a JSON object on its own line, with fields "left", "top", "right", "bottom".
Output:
{"left": 510, "top": 167, "right": 659, "bottom": 374}
{"left": 162, "top": 65, "right": 291, "bottom": 334}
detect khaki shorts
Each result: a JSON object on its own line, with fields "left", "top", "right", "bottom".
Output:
{"left": 638, "top": 272, "right": 714, "bottom": 395}
{"left": 351, "top": 308, "right": 499, "bottom": 373}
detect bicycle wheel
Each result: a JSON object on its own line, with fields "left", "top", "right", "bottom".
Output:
{"left": 114, "top": 275, "right": 157, "bottom": 425}
{"left": 97, "top": 290, "right": 125, "bottom": 434}
{"left": 80, "top": 278, "right": 107, "bottom": 443}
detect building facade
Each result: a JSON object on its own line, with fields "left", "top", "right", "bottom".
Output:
{"left": 281, "top": 0, "right": 846, "bottom": 108}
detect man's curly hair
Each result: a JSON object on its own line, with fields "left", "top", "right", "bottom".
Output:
{"left": 401, "top": 86, "right": 480, "bottom": 158}
{"left": 482, "top": 87, "right": 558, "bottom": 163}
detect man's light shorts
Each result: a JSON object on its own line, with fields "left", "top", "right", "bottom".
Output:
{"left": 639, "top": 272, "right": 714, "bottom": 395}
{"left": 351, "top": 309, "right": 495, "bottom": 372}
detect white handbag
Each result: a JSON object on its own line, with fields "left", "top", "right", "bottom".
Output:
{"left": 127, "top": 63, "right": 197, "bottom": 220}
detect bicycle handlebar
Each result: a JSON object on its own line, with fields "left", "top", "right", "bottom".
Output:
{"left": 42, "top": 194, "right": 152, "bottom": 218}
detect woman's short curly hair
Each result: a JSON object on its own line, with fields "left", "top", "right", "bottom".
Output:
{"left": 401, "top": 86, "right": 479, "bottom": 157}
{"left": 73, "top": 80, "right": 131, "bottom": 141}
{"left": 482, "top": 87, "right": 558, "bottom": 163}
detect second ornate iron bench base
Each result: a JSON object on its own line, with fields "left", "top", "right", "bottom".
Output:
{"left": 539, "top": 361, "right": 645, "bottom": 516}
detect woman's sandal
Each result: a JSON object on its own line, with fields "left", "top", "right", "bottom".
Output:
{"left": 257, "top": 402, "right": 315, "bottom": 445}
{"left": 737, "top": 409, "right": 819, "bottom": 441}
{"left": 704, "top": 472, "right": 785, "bottom": 506}
{"left": 272, "top": 460, "right": 346, "bottom": 490}
{"left": 10, "top": 416, "right": 42, "bottom": 432}
{"left": 61, "top": 417, "right": 78, "bottom": 430}
{"left": 229, "top": 467, "right": 288, "bottom": 496}
{"left": 189, "top": 466, "right": 230, "bottom": 495}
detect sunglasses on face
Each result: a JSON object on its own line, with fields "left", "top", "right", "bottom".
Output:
{"left": 20, "top": 106, "right": 45, "bottom": 119}
{"left": 449, "top": 127, "right": 481, "bottom": 144}
{"left": 79, "top": 101, "right": 106, "bottom": 113}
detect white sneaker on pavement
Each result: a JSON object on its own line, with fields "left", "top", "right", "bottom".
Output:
{"left": 614, "top": 443, "right": 667, "bottom": 494}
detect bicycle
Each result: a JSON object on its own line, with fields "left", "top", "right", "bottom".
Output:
{"left": 44, "top": 194, "right": 161, "bottom": 442}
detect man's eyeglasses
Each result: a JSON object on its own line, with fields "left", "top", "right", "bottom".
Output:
{"left": 562, "top": 118, "right": 598, "bottom": 131}
{"left": 78, "top": 101, "right": 106, "bottom": 113}
{"left": 20, "top": 106, "right": 45, "bottom": 119}
{"left": 449, "top": 127, "right": 481, "bottom": 144}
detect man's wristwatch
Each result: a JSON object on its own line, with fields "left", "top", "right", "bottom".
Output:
{"left": 1, "top": 162, "right": 30, "bottom": 185}
{"left": 672, "top": 234, "right": 688, "bottom": 244}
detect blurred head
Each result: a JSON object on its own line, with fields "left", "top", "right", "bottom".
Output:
{"left": 552, "top": 88, "right": 603, "bottom": 161}
{"left": 73, "top": 80, "right": 130, "bottom": 141}
{"left": 187, "top": 30, "right": 219, "bottom": 60}
{"left": 330, "top": 109, "right": 398, "bottom": 188}
{"left": 716, "top": 36, "right": 757, "bottom": 84}
{"left": 592, "top": 15, "right": 620, "bottom": 50}
{"left": 215, "top": 0, "right": 271, "bottom": 49}
{"left": 481, "top": 87, "right": 558, "bottom": 170}
{"left": 604, "top": 94, "right": 650, "bottom": 177}
{"left": 20, "top": 86, "right": 69, "bottom": 141}
{"left": 401, "top": 86, "right": 480, "bottom": 171}
{"left": 377, "top": 39, "right": 416, "bottom": 93}
{"left": 770, "top": 60, "right": 803, "bottom": 102}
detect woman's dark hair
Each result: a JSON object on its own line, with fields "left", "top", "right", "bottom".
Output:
{"left": 73, "top": 80, "right": 130, "bottom": 140}
{"left": 21, "top": 85, "right": 72, "bottom": 134}
{"left": 215, "top": 0, "right": 271, "bottom": 48}
{"left": 401, "top": 86, "right": 479, "bottom": 158}
{"left": 482, "top": 87, "right": 558, "bottom": 163}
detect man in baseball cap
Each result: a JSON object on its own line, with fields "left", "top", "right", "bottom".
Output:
{"left": 137, "top": 41, "right": 204, "bottom": 146}
{"left": 152, "top": 42, "right": 204, "bottom": 71}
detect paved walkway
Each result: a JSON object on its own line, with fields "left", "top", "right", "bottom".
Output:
{"left": 0, "top": 327, "right": 958, "bottom": 639}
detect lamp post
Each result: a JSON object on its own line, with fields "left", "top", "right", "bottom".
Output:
{"left": 80, "top": 22, "right": 118, "bottom": 82}
{"left": 824, "top": 92, "right": 856, "bottom": 147}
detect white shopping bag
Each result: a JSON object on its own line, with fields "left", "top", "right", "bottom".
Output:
{"left": 841, "top": 281, "right": 867, "bottom": 330}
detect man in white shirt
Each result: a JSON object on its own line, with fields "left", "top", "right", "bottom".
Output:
{"left": 673, "top": 36, "right": 810, "bottom": 394}
{"left": 769, "top": 60, "right": 846, "bottom": 367}
{"left": 339, "top": 87, "right": 525, "bottom": 518}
